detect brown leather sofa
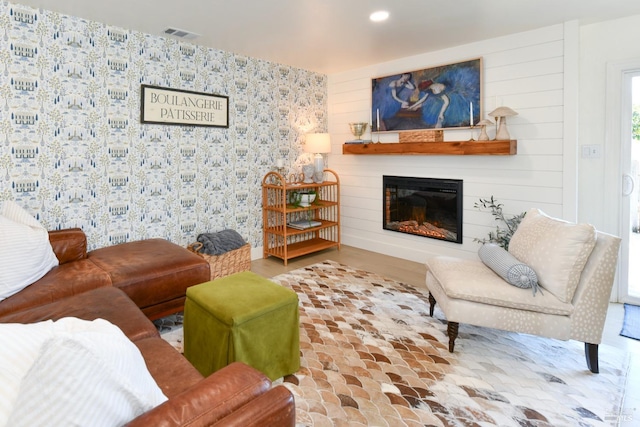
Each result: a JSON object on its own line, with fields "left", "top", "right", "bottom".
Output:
{"left": 0, "top": 228, "right": 296, "bottom": 426}
{"left": 0, "top": 228, "right": 211, "bottom": 320}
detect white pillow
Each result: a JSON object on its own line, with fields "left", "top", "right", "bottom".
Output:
{"left": 0, "top": 201, "right": 59, "bottom": 301}
{"left": 508, "top": 208, "right": 596, "bottom": 303}
{"left": 0, "top": 318, "right": 167, "bottom": 427}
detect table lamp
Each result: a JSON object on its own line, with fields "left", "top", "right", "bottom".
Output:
{"left": 304, "top": 133, "right": 331, "bottom": 183}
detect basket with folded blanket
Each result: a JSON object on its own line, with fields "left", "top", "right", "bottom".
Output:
{"left": 187, "top": 230, "right": 251, "bottom": 280}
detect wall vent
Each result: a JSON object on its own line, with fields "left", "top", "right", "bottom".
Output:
{"left": 162, "top": 27, "right": 199, "bottom": 40}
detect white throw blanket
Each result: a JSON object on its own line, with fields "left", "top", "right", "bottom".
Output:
{"left": 0, "top": 318, "right": 167, "bottom": 427}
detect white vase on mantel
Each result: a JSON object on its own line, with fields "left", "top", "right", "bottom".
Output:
{"left": 488, "top": 106, "right": 518, "bottom": 141}
{"left": 476, "top": 119, "right": 493, "bottom": 141}
{"left": 495, "top": 117, "right": 511, "bottom": 140}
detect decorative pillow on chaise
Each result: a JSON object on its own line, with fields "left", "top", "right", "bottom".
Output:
{"left": 508, "top": 208, "right": 596, "bottom": 303}
{"left": 478, "top": 243, "right": 540, "bottom": 295}
{"left": 0, "top": 318, "right": 167, "bottom": 427}
{"left": 0, "top": 200, "right": 58, "bottom": 301}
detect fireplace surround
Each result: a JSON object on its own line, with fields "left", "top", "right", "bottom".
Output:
{"left": 383, "top": 176, "right": 462, "bottom": 243}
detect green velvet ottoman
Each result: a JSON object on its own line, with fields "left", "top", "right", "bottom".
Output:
{"left": 184, "top": 271, "right": 300, "bottom": 380}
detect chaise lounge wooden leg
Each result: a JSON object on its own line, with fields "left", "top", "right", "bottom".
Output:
{"left": 428, "top": 292, "right": 436, "bottom": 317}
{"left": 447, "top": 322, "right": 459, "bottom": 353}
{"left": 585, "top": 343, "right": 599, "bottom": 373}
{"left": 428, "top": 293, "right": 458, "bottom": 352}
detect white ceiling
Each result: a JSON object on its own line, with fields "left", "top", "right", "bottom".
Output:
{"left": 13, "top": 0, "right": 640, "bottom": 74}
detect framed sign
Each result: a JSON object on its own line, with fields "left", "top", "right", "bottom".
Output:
{"left": 371, "top": 58, "right": 482, "bottom": 132}
{"left": 140, "top": 85, "right": 229, "bottom": 128}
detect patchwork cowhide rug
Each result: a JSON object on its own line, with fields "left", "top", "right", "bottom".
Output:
{"left": 160, "top": 261, "right": 629, "bottom": 427}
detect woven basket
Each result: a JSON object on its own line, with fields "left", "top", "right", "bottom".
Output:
{"left": 187, "top": 242, "right": 251, "bottom": 280}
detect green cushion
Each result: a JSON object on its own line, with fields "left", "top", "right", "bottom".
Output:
{"left": 184, "top": 271, "right": 300, "bottom": 380}
{"left": 186, "top": 271, "right": 298, "bottom": 325}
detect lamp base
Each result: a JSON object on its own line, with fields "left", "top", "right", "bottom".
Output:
{"left": 313, "top": 154, "right": 324, "bottom": 183}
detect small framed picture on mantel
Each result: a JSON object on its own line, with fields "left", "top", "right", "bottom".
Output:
{"left": 371, "top": 58, "right": 482, "bottom": 132}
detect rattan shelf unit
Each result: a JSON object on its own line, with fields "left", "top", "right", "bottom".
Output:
{"left": 262, "top": 169, "right": 340, "bottom": 265}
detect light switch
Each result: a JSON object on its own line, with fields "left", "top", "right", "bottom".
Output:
{"left": 581, "top": 144, "right": 602, "bottom": 158}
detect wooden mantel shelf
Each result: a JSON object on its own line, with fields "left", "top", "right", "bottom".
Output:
{"left": 342, "top": 140, "right": 517, "bottom": 156}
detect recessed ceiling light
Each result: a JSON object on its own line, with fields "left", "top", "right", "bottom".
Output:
{"left": 370, "top": 10, "right": 389, "bottom": 22}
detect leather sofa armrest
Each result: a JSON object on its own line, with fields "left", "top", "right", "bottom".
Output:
{"left": 48, "top": 228, "right": 87, "bottom": 264}
{"left": 213, "top": 385, "right": 295, "bottom": 426}
{"left": 124, "top": 362, "right": 274, "bottom": 427}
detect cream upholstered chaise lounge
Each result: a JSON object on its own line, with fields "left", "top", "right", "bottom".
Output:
{"left": 425, "top": 208, "right": 621, "bottom": 373}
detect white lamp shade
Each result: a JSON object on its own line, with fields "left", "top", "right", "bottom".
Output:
{"left": 304, "top": 133, "right": 331, "bottom": 154}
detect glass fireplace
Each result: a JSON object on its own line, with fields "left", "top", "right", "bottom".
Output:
{"left": 383, "top": 176, "right": 462, "bottom": 243}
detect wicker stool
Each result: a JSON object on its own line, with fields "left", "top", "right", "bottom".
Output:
{"left": 184, "top": 271, "right": 300, "bottom": 380}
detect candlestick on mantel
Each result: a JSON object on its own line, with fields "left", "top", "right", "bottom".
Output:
{"left": 375, "top": 108, "right": 381, "bottom": 143}
{"left": 469, "top": 102, "right": 474, "bottom": 127}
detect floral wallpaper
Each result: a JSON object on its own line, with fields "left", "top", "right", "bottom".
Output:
{"left": 0, "top": 2, "right": 327, "bottom": 250}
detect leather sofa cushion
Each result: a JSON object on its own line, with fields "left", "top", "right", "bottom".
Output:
{"left": 0, "top": 260, "right": 111, "bottom": 317}
{"left": 0, "top": 287, "right": 159, "bottom": 342}
{"left": 48, "top": 228, "right": 87, "bottom": 264}
{"left": 88, "top": 239, "right": 210, "bottom": 312}
{"left": 124, "top": 361, "right": 276, "bottom": 427}
{"left": 134, "top": 337, "right": 203, "bottom": 398}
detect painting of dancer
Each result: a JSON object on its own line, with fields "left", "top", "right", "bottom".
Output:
{"left": 371, "top": 58, "right": 482, "bottom": 131}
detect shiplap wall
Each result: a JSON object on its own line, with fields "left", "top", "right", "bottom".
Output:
{"left": 327, "top": 24, "right": 576, "bottom": 263}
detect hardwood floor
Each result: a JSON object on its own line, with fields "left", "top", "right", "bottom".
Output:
{"left": 251, "top": 245, "right": 426, "bottom": 287}
{"left": 252, "top": 245, "right": 640, "bottom": 423}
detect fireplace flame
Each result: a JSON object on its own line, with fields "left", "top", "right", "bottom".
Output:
{"left": 413, "top": 207, "right": 425, "bottom": 224}
{"left": 392, "top": 220, "right": 456, "bottom": 241}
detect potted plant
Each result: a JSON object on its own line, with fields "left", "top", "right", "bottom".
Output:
{"left": 289, "top": 189, "right": 317, "bottom": 208}
{"left": 473, "top": 196, "right": 526, "bottom": 250}
{"left": 287, "top": 189, "right": 321, "bottom": 230}
{"left": 298, "top": 191, "right": 316, "bottom": 207}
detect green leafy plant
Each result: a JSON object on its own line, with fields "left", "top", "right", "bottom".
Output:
{"left": 288, "top": 189, "right": 319, "bottom": 227}
{"left": 288, "top": 189, "right": 317, "bottom": 208}
{"left": 473, "top": 196, "right": 526, "bottom": 250}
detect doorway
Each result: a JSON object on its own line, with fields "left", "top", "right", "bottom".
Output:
{"left": 606, "top": 59, "right": 640, "bottom": 304}
{"left": 620, "top": 72, "right": 640, "bottom": 304}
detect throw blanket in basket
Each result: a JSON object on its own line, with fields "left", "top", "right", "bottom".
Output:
{"left": 197, "top": 230, "right": 246, "bottom": 255}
